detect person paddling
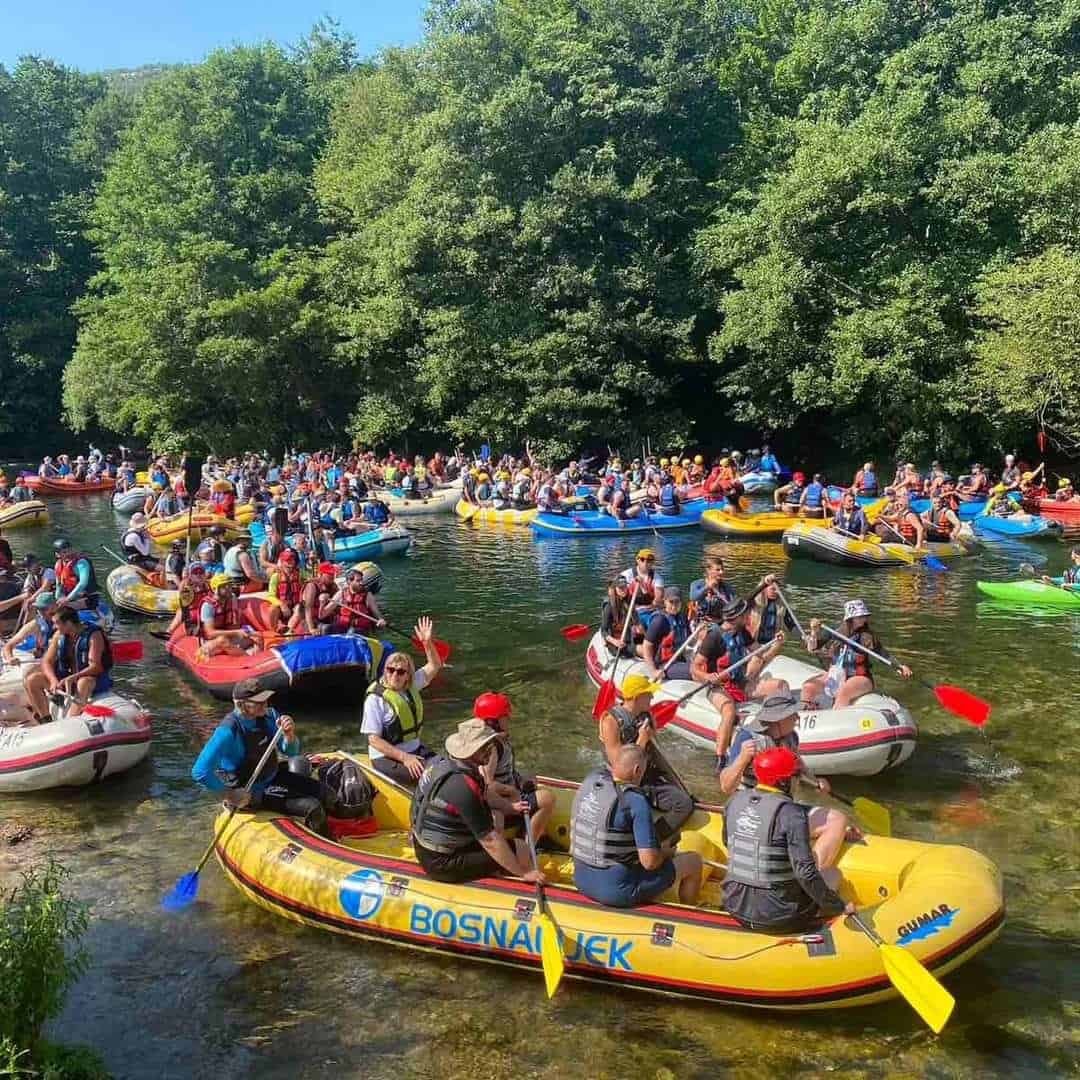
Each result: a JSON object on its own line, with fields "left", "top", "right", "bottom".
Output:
{"left": 25, "top": 605, "right": 113, "bottom": 722}
{"left": 1044, "top": 546, "right": 1080, "bottom": 591}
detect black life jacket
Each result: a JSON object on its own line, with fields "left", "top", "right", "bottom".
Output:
{"left": 55, "top": 625, "right": 112, "bottom": 680}
{"left": 410, "top": 757, "right": 485, "bottom": 855}
{"left": 228, "top": 712, "right": 280, "bottom": 787}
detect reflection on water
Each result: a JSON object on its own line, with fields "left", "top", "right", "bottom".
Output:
{"left": 0, "top": 484, "right": 1077, "bottom": 1078}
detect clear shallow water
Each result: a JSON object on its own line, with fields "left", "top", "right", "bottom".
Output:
{"left": 1, "top": 483, "right": 1078, "bottom": 1078}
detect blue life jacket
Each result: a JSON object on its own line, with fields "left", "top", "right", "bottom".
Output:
{"left": 859, "top": 470, "right": 878, "bottom": 495}
{"left": 803, "top": 482, "right": 824, "bottom": 509}
{"left": 783, "top": 482, "right": 804, "bottom": 506}
{"left": 721, "top": 629, "right": 751, "bottom": 686}
{"left": 364, "top": 502, "right": 390, "bottom": 525}
{"left": 659, "top": 483, "right": 679, "bottom": 513}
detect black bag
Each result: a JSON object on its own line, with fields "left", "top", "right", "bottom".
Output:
{"left": 319, "top": 759, "right": 377, "bottom": 819}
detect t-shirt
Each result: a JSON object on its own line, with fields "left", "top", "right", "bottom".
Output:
{"left": 429, "top": 769, "right": 494, "bottom": 842}
{"left": 619, "top": 569, "right": 665, "bottom": 604}
{"left": 361, "top": 668, "right": 430, "bottom": 759}
{"left": 572, "top": 788, "right": 659, "bottom": 902}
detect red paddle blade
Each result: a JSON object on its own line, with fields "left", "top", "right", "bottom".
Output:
{"left": 560, "top": 624, "right": 592, "bottom": 641}
{"left": 413, "top": 636, "right": 451, "bottom": 663}
{"left": 83, "top": 703, "right": 115, "bottom": 718}
{"left": 592, "top": 679, "right": 616, "bottom": 721}
{"left": 934, "top": 684, "right": 990, "bottom": 727}
{"left": 112, "top": 641, "right": 144, "bottom": 662}
{"left": 651, "top": 699, "right": 678, "bottom": 729}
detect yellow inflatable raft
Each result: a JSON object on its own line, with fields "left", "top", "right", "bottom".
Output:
{"left": 0, "top": 500, "right": 49, "bottom": 529}
{"left": 106, "top": 564, "right": 178, "bottom": 617}
{"left": 782, "top": 521, "right": 975, "bottom": 569}
{"left": 702, "top": 499, "right": 888, "bottom": 540}
{"left": 455, "top": 499, "right": 538, "bottom": 526}
{"left": 147, "top": 503, "right": 256, "bottom": 544}
{"left": 214, "top": 755, "right": 1003, "bottom": 1012}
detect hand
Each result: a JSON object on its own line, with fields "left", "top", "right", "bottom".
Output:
{"left": 511, "top": 799, "right": 530, "bottom": 815}
{"left": 1041, "top": 575, "right": 1052, "bottom": 584}
{"left": 47, "top": 675, "right": 60, "bottom": 692}
{"left": 414, "top": 616, "right": 434, "bottom": 644}
{"left": 815, "top": 776, "right": 832, "bottom": 796}
{"left": 376, "top": 618, "right": 387, "bottom": 629}
{"left": 843, "top": 901, "right": 856, "bottom": 916}
{"left": 772, "top": 631, "right": 785, "bottom": 647}
{"left": 740, "top": 740, "right": 757, "bottom": 761}
{"left": 707, "top": 672, "right": 722, "bottom": 685}
{"left": 224, "top": 789, "right": 252, "bottom": 809}
{"left": 402, "top": 753, "right": 425, "bottom": 780}
{"left": 845, "top": 823, "right": 863, "bottom": 843}
{"left": 898, "top": 665, "right": 913, "bottom": 678}
{"left": 522, "top": 868, "right": 547, "bottom": 885}
{"left": 277, "top": 715, "right": 296, "bottom": 740}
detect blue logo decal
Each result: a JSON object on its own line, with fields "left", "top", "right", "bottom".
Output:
{"left": 339, "top": 868, "right": 385, "bottom": 921}
{"left": 895, "top": 904, "right": 958, "bottom": 946}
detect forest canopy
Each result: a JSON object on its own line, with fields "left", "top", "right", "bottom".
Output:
{"left": 1, "top": 2, "right": 1077, "bottom": 461}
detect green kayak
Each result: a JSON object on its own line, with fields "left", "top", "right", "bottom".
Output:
{"left": 976, "top": 580, "right": 1080, "bottom": 608}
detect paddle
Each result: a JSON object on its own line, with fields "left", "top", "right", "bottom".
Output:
{"left": 559, "top": 622, "right": 595, "bottom": 641}
{"left": 337, "top": 603, "right": 452, "bottom": 663}
{"left": 818, "top": 624, "right": 990, "bottom": 726}
{"left": 161, "top": 722, "right": 287, "bottom": 912}
{"left": 592, "top": 582, "right": 640, "bottom": 720}
{"left": 101, "top": 543, "right": 158, "bottom": 585}
{"left": 651, "top": 643, "right": 772, "bottom": 729}
{"left": 876, "top": 520, "right": 949, "bottom": 573}
{"left": 522, "top": 806, "right": 565, "bottom": 998}
{"left": 849, "top": 912, "right": 955, "bottom": 1033}
{"left": 458, "top": 500, "right": 480, "bottom": 523}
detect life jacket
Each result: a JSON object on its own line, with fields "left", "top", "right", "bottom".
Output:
{"left": 834, "top": 629, "right": 875, "bottom": 679}
{"left": 658, "top": 613, "right": 690, "bottom": 662}
{"left": 335, "top": 589, "right": 373, "bottom": 632}
{"left": 891, "top": 512, "right": 917, "bottom": 542}
{"left": 223, "top": 544, "right": 251, "bottom": 583}
{"left": 609, "top": 489, "right": 629, "bottom": 518}
{"left": 632, "top": 572, "right": 659, "bottom": 606}
{"left": 606, "top": 704, "right": 648, "bottom": 745}
{"left": 783, "top": 482, "right": 805, "bottom": 506}
{"left": 201, "top": 593, "right": 239, "bottom": 635}
{"left": 857, "top": 469, "right": 877, "bottom": 495}
{"left": 275, "top": 570, "right": 302, "bottom": 608}
{"left": 121, "top": 529, "right": 148, "bottom": 559}
{"left": 803, "top": 482, "right": 824, "bottom": 509}
{"left": 410, "top": 756, "right": 486, "bottom": 854}
{"left": 55, "top": 625, "right": 113, "bottom": 681}
{"left": 227, "top": 711, "right": 280, "bottom": 787}
{"left": 753, "top": 599, "right": 783, "bottom": 645}
{"left": 718, "top": 628, "right": 752, "bottom": 687}
{"left": 537, "top": 483, "right": 556, "bottom": 511}
{"left": 365, "top": 681, "right": 423, "bottom": 745}
{"left": 492, "top": 737, "right": 520, "bottom": 788}
{"left": 181, "top": 584, "right": 210, "bottom": 634}
{"left": 512, "top": 479, "right": 530, "bottom": 504}
{"left": 569, "top": 766, "right": 643, "bottom": 869}
{"left": 55, "top": 553, "right": 99, "bottom": 604}
{"left": 659, "top": 483, "right": 679, "bottom": 513}
{"left": 364, "top": 501, "right": 390, "bottom": 525}
{"left": 154, "top": 493, "right": 180, "bottom": 517}
{"left": 723, "top": 787, "right": 799, "bottom": 887}
{"left": 1063, "top": 567, "right": 1079, "bottom": 585}
{"left": 33, "top": 612, "right": 55, "bottom": 658}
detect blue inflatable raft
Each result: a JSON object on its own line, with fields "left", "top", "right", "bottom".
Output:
{"left": 530, "top": 498, "right": 707, "bottom": 537}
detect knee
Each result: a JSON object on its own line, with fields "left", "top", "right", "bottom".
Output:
{"left": 536, "top": 788, "right": 555, "bottom": 812}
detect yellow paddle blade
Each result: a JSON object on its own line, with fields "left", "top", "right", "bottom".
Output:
{"left": 852, "top": 797, "right": 892, "bottom": 837}
{"left": 880, "top": 942, "right": 955, "bottom": 1033}
{"left": 861, "top": 497, "right": 888, "bottom": 523}
{"left": 539, "top": 910, "right": 565, "bottom": 998}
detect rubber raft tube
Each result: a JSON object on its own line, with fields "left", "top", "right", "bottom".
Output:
{"left": 165, "top": 595, "right": 388, "bottom": 702}
{"left": 0, "top": 500, "right": 49, "bottom": 529}
{"left": 583, "top": 631, "right": 915, "bottom": 777}
{"left": 782, "top": 522, "right": 975, "bottom": 568}
{"left": 106, "top": 564, "right": 178, "bottom": 618}
{"left": 24, "top": 475, "right": 116, "bottom": 496}
{"left": 531, "top": 498, "right": 707, "bottom": 537}
{"left": 213, "top": 752, "right": 1003, "bottom": 1012}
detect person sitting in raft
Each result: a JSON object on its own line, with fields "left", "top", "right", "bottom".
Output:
{"left": 472, "top": 691, "right": 556, "bottom": 847}
{"left": 958, "top": 462, "right": 989, "bottom": 501}
{"left": 195, "top": 524, "right": 228, "bottom": 572}
{"left": 607, "top": 475, "right": 642, "bottom": 520}
{"left": 149, "top": 479, "right": 182, "bottom": 519}
{"left": 925, "top": 461, "right": 948, "bottom": 496}
{"left": 267, "top": 549, "right": 304, "bottom": 633}
{"left": 1018, "top": 470, "right": 1047, "bottom": 505}
{"left": 597, "top": 673, "right": 694, "bottom": 842}
{"left": 693, "top": 597, "right": 789, "bottom": 764}
{"left": 9, "top": 476, "right": 32, "bottom": 502}
{"left": 198, "top": 574, "right": 258, "bottom": 658}
{"left": 410, "top": 717, "right": 544, "bottom": 885}
{"left": 321, "top": 564, "right": 385, "bottom": 635}
{"left": 191, "top": 679, "right": 329, "bottom": 835}
{"left": 799, "top": 473, "right": 827, "bottom": 517}
{"left": 164, "top": 540, "right": 187, "bottom": 590}
{"left": 298, "top": 561, "right": 337, "bottom": 634}
{"left": 571, "top": 745, "right": 703, "bottom": 908}
{"left": 1044, "top": 545, "right": 1080, "bottom": 591}
{"left": 642, "top": 587, "right": 698, "bottom": 680}
{"left": 657, "top": 470, "right": 681, "bottom": 514}
{"left": 1000, "top": 453, "right": 1021, "bottom": 490}
{"left": 852, "top": 461, "right": 878, "bottom": 497}
{"left": 209, "top": 478, "right": 237, "bottom": 518}
{"left": 749, "top": 575, "right": 796, "bottom": 646}
{"left": 873, "top": 490, "right": 924, "bottom": 547}
{"left": 774, "top": 471, "right": 807, "bottom": 516}
{"left": 688, "top": 555, "right": 736, "bottom": 625}
{"left": 166, "top": 564, "right": 210, "bottom": 637}
{"left": 601, "top": 576, "right": 645, "bottom": 656}
{"left": 24, "top": 605, "right": 113, "bottom": 723}
{"left": 722, "top": 746, "right": 854, "bottom": 932}
{"left": 689, "top": 454, "right": 706, "bottom": 483}
{"left": 223, "top": 535, "right": 263, "bottom": 592}
{"left": 619, "top": 548, "right": 664, "bottom": 624}
{"left": 362, "top": 617, "right": 444, "bottom": 784}
{"left": 718, "top": 694, "right": 857, "bottom": 881}
{"left": 121, "top": 512, "right": 159, "bottom": 574}
{"left": 52, "top": 538, "right": 103, "bottom": 617}
{"left": 984, "top": 483, "right": 1018, "bottom": 517}
{"left": 800, "top": 600, "right": 911, "bottom": 709}
{"left": 2, "top": 593, "right": 57, "bottom": 668}
{"left": 921, "top": 491, "right": 962, "bottom": 541}
{"left": 831, "top": 490, "right": 869, "bottom": 540}
{"left": 759, "top": 445, "right": 782, "bottom": 474}
{"left": 1053, "top": 477, "right": 1076, "bottom": 502}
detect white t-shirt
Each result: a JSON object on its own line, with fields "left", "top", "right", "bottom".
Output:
{"left": 123, "top": 530, "right": 152, "bottom": 557}
{"left": 619, "top": 567, "right": 665, "bottom": 601}
{"left": 361, "top": 668, "right": 430, "bottom": 759}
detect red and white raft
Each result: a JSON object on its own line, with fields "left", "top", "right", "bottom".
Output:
{"left": 584, "top": 631, "right": 916, "bottom": 777}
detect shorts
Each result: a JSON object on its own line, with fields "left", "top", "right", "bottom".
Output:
{"left": 415, "top": 841, "right": 502, "bottom": 883}
{"left": 718, "top": 682, "right": 747, "bottom": 703}
{"left": 574, "top": 860, "right": 677, "bottom": 908}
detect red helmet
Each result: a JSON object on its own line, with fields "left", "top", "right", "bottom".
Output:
{"left": 279, "top": 549, "right": 298, "bottom": 564}
{"left": 754, "top": 746, "right": 801, "bottom": 787}
{"left": 317, "top": 561, "right": 335, "bottom": 577}
{"left": 793, "top": 471, "right": 806, "bottom": 485}
{"left": 473, "top": 692, "right": 512, "bottom": 723}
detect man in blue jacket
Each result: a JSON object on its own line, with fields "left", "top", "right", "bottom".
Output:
{"left": 191, "top": 679, "right": 329, "bottom": 833}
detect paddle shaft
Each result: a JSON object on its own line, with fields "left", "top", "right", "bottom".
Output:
{"left": 659, "top": 622, "right": 705, "bottom": 674}
{"left": 652, "top": 641, "right": 774, "bottom": 723}
{"left": 602, "top": 581, "right": 640, "bottom": 674}
{"left": 773, "top": 584, "right": 807, "bottom": 639}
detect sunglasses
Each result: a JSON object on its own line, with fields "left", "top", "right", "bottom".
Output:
{"left": 386, "top": 665, "right": 410, "bottom": 675}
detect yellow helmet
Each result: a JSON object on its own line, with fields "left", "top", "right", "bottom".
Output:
{"left": 992, "top": 483, "right": 1007, "bottom": 495}
{"left": 478, "top": 472, "right": 490, "bottom": 483}
{"left": 659, "top": 457, "right": 669, "bottom": 467}
{"left": 681, "top": 458, "right": 690, "bottom": 467}
{"left": 721, "top": 457, "right": 731, "bottom": 466}
{"left": 210, "top": 572, "right": 232, "bottom": 591}
{"left": 1021, "top": 471, "right": 1034, "bottom": 482}
{"left": 521, "top": 468, "right": 531, "bottom": 477}
{"left": 694, "top": 455, "right": 703, "bottom": 465}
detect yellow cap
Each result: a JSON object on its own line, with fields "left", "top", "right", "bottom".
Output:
{"left": 682, "top": 458, "right": 690, "bottom": 466}
{"left": 636, "top": 547, "right": 657, "bottom": 560}
{"left": 1060, "top": 477, "right": 1073, "bottom": 488}
{"left": 521, "top": 468, "right": 531, "bottom": 477}
{"left": 210, "top": 572, "right": 232, "bottom": 591}
{"left": 478, "top": 472, "right": 490, "bottom": 482}
{"left": 621, "top": 674, "right": 661, "bottom": 700}
{"left": 659, "top": 458, "right": 669, "bottom": 467}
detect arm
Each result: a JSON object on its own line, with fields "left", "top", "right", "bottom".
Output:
{"left": 782, "top": 805, "right": 847, "bottom": 914}
{"left": 61, "top": 559, "right": 92, "bottom": 603}
{"left": 40, "top": 635, "right": 62, "bottom": 687}
{"left": 629, "top": 792, "right": 669, "bottom": 870}
{"left": 598, "top": 712, "right": 624, "bottom": 766}
{"left": 414, "top": 617, "right": 442, "bottom": 681}
{"left": 2, "top": 621, "right": 37, "bottom": 660}
{"left": 477, "top": 829, "right": 531, "bottom": 877}
{"left": 718, "top": 735, "right": 757, "bottom": 795}
{"left": 191, "top": 725, "right": 240, "bottom": 792}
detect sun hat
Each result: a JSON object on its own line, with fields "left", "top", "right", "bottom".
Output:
{"left": 748, "top": 693, "right": 801, "bottom": 732}
{"left": 844, "top": 598, "right": 870, "bottom": 620}
{"left": 445, "top": 718, "right": 500, "bottom": 760}
{"left": 620, "top": 674, "right": 661, "bottom": 700}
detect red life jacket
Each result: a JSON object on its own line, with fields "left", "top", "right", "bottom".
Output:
{"left": 182, "top": 584, "right": 210, "bottom": 634}
{"left": 634, "top": 573, "right": 658, "bottom": 606}
{"left": 335, "top": 589, "right": 372, "bottom": 632}
{"left": 275, "top": 571, "right": 302, "bottom": 608}
{"left": 55, "top": 553, "right": 99, "bottom": 597}
{"left": 203, "top": 594, "right": 238, "bottom": 634}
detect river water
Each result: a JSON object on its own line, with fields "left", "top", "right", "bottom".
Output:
{"left": 0, "top": 486, "right": 1077, "bottom": 1079}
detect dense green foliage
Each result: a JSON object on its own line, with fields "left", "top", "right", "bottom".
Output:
{"left": 7, "top": 2, "right": 1080, "bottom": 459}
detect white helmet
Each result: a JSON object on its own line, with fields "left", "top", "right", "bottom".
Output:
{"left": 844, "top": 599, "right": 870, "bottom": 620}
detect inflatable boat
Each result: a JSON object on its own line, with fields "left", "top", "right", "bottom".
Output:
{"left": 531, "top": 499, "right": 707, "bottom": 537}
{"left": 106, "top": 564, "right": 179, "bottom": 618}
{"left": 782, "top": 522, "right": 975, "bottom": 569}
{"left": 0, "top": 500, "right": 48, "bottom": 529}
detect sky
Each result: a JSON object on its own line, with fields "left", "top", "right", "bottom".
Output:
{"left": 0, "top": 0, "right": 428, "bottom": 72}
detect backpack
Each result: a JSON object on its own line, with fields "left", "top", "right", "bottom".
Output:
{"left": 319, "top": 759, "right": 377, "bottom": 820}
